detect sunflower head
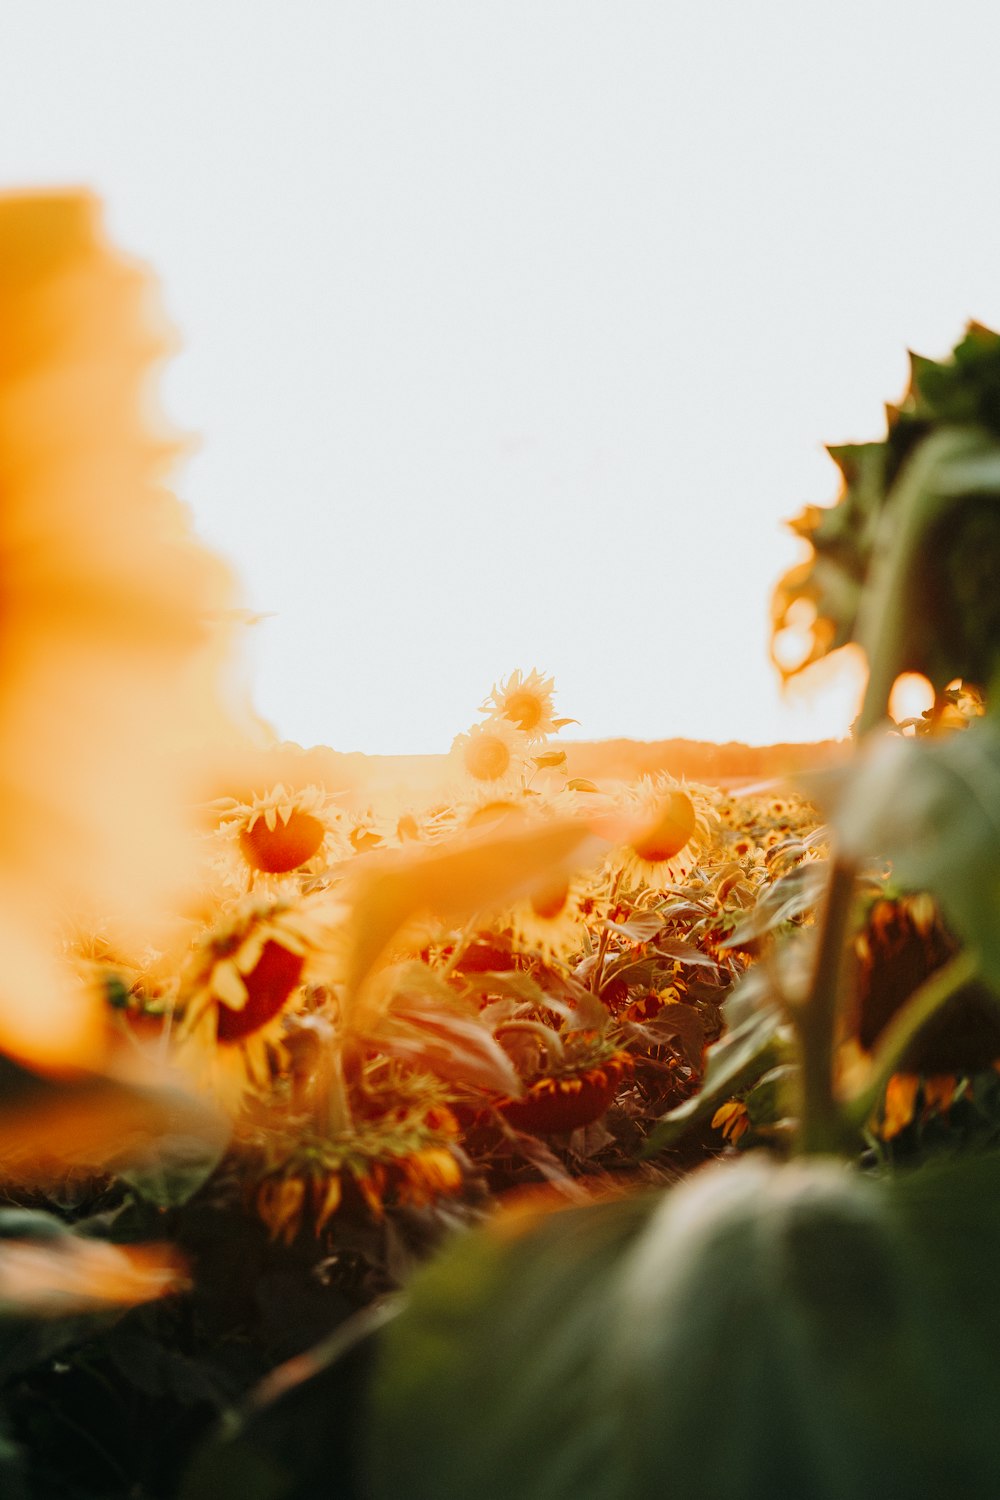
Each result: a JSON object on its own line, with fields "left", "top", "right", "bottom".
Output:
{"left": 506, "top": 871, "right": 590, "bottom": 965}
{"left": 481, "top": 668, "right": 565, "bottom": 742}
{"left": 450, "top": 719, "right": 531, "bottom": 792}
{"left": 0, "top": 192, "right": 240, "bottom": 1068}
{"left": 849, "top": 892, "right": 1000, "bottom": 1076}
{"left": 615, "top": 776, "right": 717, "bottom": 891}
{"left": 249, "top": 1102, "right": 466, "bottom": 1239}
{"left": 179, "top": 892, "right": 344, "bottom": 1057}
{"left": 217, "top": 784, "right": 346, "bottom": 877}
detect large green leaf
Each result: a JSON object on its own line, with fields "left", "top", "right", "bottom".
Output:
{"left": 367, "top": 1150, "right": 1000, "bottom": 1500}
{"left": 720, "top": 859, "right": 827, "bottom": 948}
{"left": 368, "top": 1195, "right": 657, "bottom": 1500}
{"left": 833, "top": 719, "right": 1000, "bottom": 987}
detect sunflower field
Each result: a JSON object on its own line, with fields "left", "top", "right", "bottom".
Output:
{"left": 3, "top": 192, "right": 1000, "bottom": 1499}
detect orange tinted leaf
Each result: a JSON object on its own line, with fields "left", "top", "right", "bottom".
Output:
{"left": 344, "top": 819, "right": 606, "bottom": 1015}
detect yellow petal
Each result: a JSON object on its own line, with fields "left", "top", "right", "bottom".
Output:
{"left": 212, "top": 960, "right": 248, "bottom": 1011}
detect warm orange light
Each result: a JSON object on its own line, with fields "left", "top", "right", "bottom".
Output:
{"left": 783, "top": 643, "right": 868, "bottom": 733}
{"left": 888, "top": 672, "right": 935, "bottom": 726}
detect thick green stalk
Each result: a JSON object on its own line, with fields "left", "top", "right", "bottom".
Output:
{"left": 793, "top": 858, "right": 859, "bottom": 1156}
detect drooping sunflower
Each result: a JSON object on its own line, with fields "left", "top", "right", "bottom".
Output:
{"left": 450, "top": 718, "right": 532, "bottom": 795}
{"left": 481, "top": 668, "right": 563, "bottom": 742}
{"left": 0, "top": 192, "right": 239, "bottom": 1069}
{"left": 495, "top": 1032, "right": 634, "bottom": 1136}
{"left": 248, "top": 1101, "right": 467, "bottom": 1242}
{"left": 842, "top": 891, "right": 1000, "bottom": 1140}
{"left": 613, "top": 775, "right": 718, "bottom": 891}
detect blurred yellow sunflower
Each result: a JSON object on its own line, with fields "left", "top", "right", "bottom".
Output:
{"left": 507, "top": 870, "right": 589, "bottom": 964}
{"left": 450, "top": 718, "right": 531, "bottom": 794}
{"left": 481, "top": 668, "right": 562, "bottom": 742}
{"left": 614, "top": 775, "right": 717, "bottom": 891}
{"left": 0, "top": 192, "right": 240, "bottom": 1070}
{"left": 177, "top": 892, "right": 346, "bottom": 1099}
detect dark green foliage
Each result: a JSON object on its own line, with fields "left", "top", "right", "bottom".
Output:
{"left": 367, "top": 1151, "right": 1000, "bottom": 1500}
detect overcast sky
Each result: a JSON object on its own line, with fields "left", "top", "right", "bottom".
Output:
{"left": 2, "top": 3, "right": 999, "bottom": 752}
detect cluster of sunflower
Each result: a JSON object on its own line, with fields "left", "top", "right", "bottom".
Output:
{"left": 71, "top": 662, "right": 811, "bottom": 1244}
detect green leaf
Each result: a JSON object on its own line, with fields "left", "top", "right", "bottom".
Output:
{"left": 834, "top": 720, "right": 1000, "bottom": 988}
{"left": 364, "top": 963, "right": 525, "bottom": 1096}
{"left": 115, "top": 1121, "right": 231, "bottom": 1209}
{"left": 368, "top": 1150, "right": 1000, "bottom": 1500}
{"left": 721, "top": 861, "right": 827, "bottom": 948}
{"left": 641, "top": 999, "right": 793, "bottom": 1155}
{"left": 603, "top": 911, "right": 667, "bottom": 944}
{"left": 368, "top": 1196, "right": 656, "bottom": 1500}
{"left": 744, "top": 1063, "right": 799, "bottom": 1127}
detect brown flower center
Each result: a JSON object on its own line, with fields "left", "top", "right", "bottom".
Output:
{"left": 530, "top": 878, "right": 570, "bottom": 920}
{"left": 631, "top": 791, "right": 696, "bottom": 863}
{"left": 239, "top": 809, "right": 325, "bottom": 873}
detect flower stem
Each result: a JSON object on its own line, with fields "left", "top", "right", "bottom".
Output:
{"left": 793, "top": 857, "right": 859, "bottom": 1156}
{"left": 591, "top": 869, "right": 623, "bottom": 994}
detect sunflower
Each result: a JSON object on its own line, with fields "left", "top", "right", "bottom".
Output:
{"left": 462, "top": 795, "right": 531, "bottom": 832}
{"left": 613, "top": 775, "right": 717, "bottom": 891}
{"left": 495, "top": 1042, "right": 634, "bottom": 1136}
{"left": 844, "top": 891, "right": 1000, "bottom": 1138}
{"left": 0, "top": 192, "right": 239, "bottom": 1069}
{"left": 249, "top": 1103, "right": 466, "bottom": 1241}
{"left": 450, "top": 718, "right": 532, "bottom": 795}
{"left": 216, "top": 783, "right": 350, "bottom": 879}
{"left": 481, "top": 668, "right": 563, "bottom": 742}
{"left": 506, "top": 870, "right": 590, "bottom": 965}
{"left": 177, "top": 892, "right": 346, "bottom": 1097}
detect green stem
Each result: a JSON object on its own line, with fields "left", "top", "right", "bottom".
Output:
{"left": 842, "top": 949, "right": 978, "bottom": 1131}
{"left": 591, "top": 869, "right": 623, "bottom": 994}
{"left": 794, "top": 858, "right": 859, "bottom": 1156}
{"left": 791, "top": 497, "right": 915, "bottom": 1156}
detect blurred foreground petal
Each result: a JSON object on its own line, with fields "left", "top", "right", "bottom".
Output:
{"left": 0, "top": 191, "right": 246, "bottom": 1068}
{"left": 0, "top": 1239, "right": 187, "bottom": 1316}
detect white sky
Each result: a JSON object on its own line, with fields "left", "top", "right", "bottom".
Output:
{"left": 2, "top": 2, "right": 1000, "bottom": 753}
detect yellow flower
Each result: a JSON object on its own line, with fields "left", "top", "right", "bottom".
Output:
{"left": 177, "top": 892, "right": 346, "bottom": 1101}
{"left": 216, "top": 783, "right": 349, "bottom": 877}
{"left": 711, "top": 1099, "right": 750, "bottom": 1145}
{"left": 450, "top": 718, "right": 531, "bottom": 793}
{"left": 0, "top": 192, "right": 238, "bottom": 1069}
{"left": 614, "top": 775, "right": 717, "bottom": 891}
{"left": 482, "top": 668, "right": 561, "bottom": 742}
{"left": 507, "top": 871, "right": 589, "bottom": 964}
